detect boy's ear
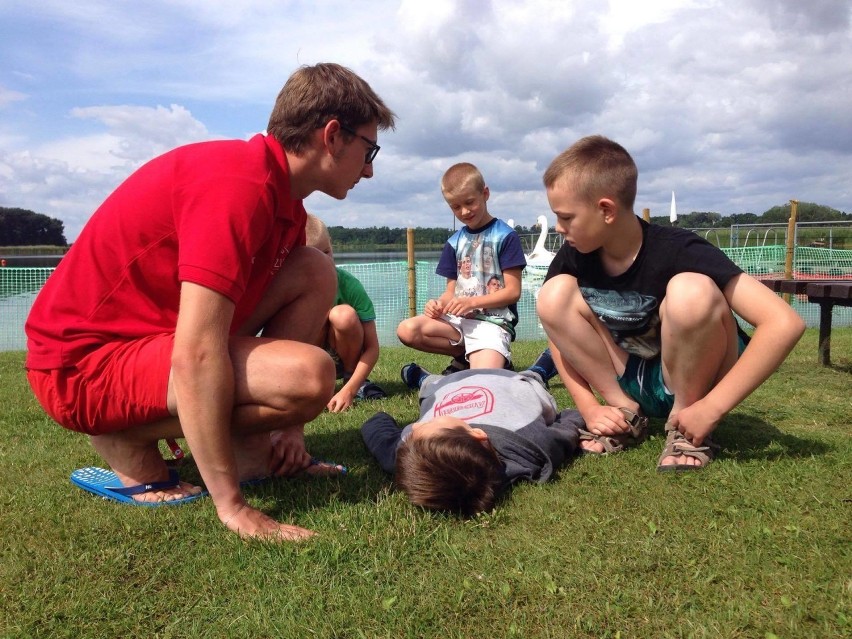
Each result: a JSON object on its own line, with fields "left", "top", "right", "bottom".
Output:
{"left": 482, "top": 186, "right": 490, "bottom": 201}
{"left": 598, "top": 197, "right": 618, "bottom": 223}
{"left": 470, "top": 427, "right": 490, "bottom": 442}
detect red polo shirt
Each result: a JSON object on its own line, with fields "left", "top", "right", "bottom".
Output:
{"left": 26, "top": 134, "right": 305, "bottom": 370}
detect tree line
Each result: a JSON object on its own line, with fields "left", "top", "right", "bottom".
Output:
{"left": 2, "top": 202, "right": 848, "bottom": 248}
{"left": 1, "top": 208, "right": 67, "bottom": 246}
{"left": 649, "top": 202, "right": 849, "bottom": 229}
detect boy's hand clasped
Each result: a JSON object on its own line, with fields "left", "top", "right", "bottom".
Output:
{"left": 438, "top": 297, "right": 480, "bottom": 318}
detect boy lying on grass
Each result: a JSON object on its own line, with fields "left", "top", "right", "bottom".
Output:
{"left": 361, "top": 366, "right": 583, "bottom": 516}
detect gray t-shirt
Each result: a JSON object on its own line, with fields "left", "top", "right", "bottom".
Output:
{"left": 400, "top": 368, "right": 557, "bottom": 441}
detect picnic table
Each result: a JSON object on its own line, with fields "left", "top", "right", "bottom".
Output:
{"left": 762, "top": 278, "right": 852, "bottom": 366}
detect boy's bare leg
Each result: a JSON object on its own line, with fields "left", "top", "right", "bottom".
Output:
{"left": 467, "top": 348, "right": 506, "bottom": 369}
{"left": 538, "top": 275, "right": 635, "bottom": 408}
{"left": 397, "top": 315, "right": 465, "bottom": 357}
{"left": 538, "top": 275, "right": 639, "bottom": 452}
{"left": 327, "top": 304, "right": 364, "bottom": 372}
{"left": 658, "top": 273, "right": 739, "bottom": 467}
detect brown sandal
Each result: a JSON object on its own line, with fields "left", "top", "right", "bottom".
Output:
{"left": 579, "top": 407, "right": 649, "bottom": 455}
{"left": 656, "top": 422, "right": 720, "bottom": 472}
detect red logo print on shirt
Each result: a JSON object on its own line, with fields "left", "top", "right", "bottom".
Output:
{"left": 433, "top": 385, "right": 495, "bottom": 421}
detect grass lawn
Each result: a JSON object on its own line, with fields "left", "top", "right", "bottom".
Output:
{"left": 1, "top": 331, "right": 849, "bottom": 638}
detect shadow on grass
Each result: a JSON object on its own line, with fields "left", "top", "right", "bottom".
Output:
{"left": 828, "top": 360, "right": 852, "bottom": 375}
{"left": 163, "top": 426, "right": 387, "bottom": 519}
{"left": 713, "top": 413, "right": 832, "bottom": 461}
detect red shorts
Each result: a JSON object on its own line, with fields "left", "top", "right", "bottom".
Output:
{"left": 27, "top": 334, "right": 174, "bottom": 435}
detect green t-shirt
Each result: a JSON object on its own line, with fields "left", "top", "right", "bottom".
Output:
{"left": 336, "top": 267, "right": 376, "bottom": 322}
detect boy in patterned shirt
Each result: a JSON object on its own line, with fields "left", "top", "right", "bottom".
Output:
{"left": 397, "top": 163, "right": 525, "bottom": 381}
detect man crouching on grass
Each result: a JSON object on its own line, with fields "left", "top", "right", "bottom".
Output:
{"left": 24, "top": 63, "right": 395, "bottom": 541}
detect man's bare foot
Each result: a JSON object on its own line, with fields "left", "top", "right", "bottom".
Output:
{"left": 232, "top": 432, "right": 280, "bottom": 482}
{"left": 233, "top": 430, "right": 346, "bottom": 481}
{"left": 222, "top": 503, "right": 316, "bottom": 541}
{"left": 89, "top": 434, "right": 203, "bottom": 503}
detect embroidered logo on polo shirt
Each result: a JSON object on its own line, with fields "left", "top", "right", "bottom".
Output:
{"left": 271, "top": 246, "right": 291, "bottom": 274}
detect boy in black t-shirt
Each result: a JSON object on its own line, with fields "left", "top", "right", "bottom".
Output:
{"left": 537, "top": 135, "right": 805, "bottom": 471}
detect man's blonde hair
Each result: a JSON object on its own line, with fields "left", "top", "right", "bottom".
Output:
{"left": 440, "top": 162, "right": 486, "bottom": 198}
{"left": 305, "top": 213, "right": 330, "bottom": 248}
{"left": 543, "top": 135, "right": 638, "bottom": 210}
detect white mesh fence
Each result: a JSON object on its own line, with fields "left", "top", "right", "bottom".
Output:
{"left": 2, "top": 247, "right": 851, "bottom": 352}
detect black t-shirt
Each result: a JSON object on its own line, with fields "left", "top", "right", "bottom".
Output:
{"left": 545, "top": 219, "right": 746, "bottom": 359}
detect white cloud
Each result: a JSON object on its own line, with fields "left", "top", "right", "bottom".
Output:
{"left": 1, "top": 0, "right": 850, "bottom": 242}
{"left": 0, "top": 86, "right": 27, "bottom": 107}
{"left": 0, "top": 104, "right": 216, "bottom": 239}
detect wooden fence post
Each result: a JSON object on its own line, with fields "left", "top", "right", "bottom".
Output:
{"left": 642, "top": 208, "right": 650, "bottom": 222}
{"left": 407, "top": 228, "right": 416, "bottom": 317}
{"left": 783, "top": 199, "right": 799, "bottom": 304}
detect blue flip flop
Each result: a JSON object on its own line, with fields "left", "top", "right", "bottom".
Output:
{"left": 70, "top": 467, "right": 207, "bottom": 506}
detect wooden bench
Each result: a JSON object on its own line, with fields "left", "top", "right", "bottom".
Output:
{"left": 762, "top": 278, "right": 852, "bottom": 366}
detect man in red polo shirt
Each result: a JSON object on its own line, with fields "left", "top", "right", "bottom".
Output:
{"left": 25, "top": 62, "right": 396, "bottom": 541}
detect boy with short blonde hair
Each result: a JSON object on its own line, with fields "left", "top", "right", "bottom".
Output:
{"left": 306, "top": 214, "right": 387, "bottom": 411}
{"left": 537, "top": 135, "right": 805, "bottom": 470}
{"left": 397, "top": 163, "right": 526, "bottom": 381}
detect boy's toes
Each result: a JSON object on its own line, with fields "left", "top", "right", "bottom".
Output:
{"left": 580, "top": 440, "right": 605, "bottom": 454}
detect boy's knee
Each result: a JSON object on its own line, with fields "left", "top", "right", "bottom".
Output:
{"left": 537, "top": 275, "right": 582, "bottom": 324}
{"left": 663, "top": 274, "right": 726, "bottom": 326}
{"left": 396, "top": 318, "right": 419, "bottom": 345}
{"left": 329, "top": 304, "right": 359, "bottom": 329}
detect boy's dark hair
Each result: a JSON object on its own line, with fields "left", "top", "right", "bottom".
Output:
{"left": 267, "top": 62, "right": 396, "bottom": 153}
{"left": 542, "top": 135, "right": 638, "bottom": 210}
{"left": 395, "top": 428, "right": 504, "bottom": 517}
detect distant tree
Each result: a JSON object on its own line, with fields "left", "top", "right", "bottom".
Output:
{"left": 326, "top": 225, "right": 454, "bottom": 248}
{"left": 761, "top": 202, "right": 845, "bottom": 223}
{"left": 728, "top": 213, "right": 760, "bottom": 225}
{"left": 0, "top": 207, "right": 67, "bottom": 246}
{"left": 678, "top": 211, "right": 722, "bottom": 228}
{"left": 647, "top": 215, "right": 674, "bottom": 226}
{"left": 641, "top": 203, "right": 848, "bottom": 228}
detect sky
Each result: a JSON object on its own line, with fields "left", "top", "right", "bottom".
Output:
{"left": 1, "top": 0, "right": 850, "bottom": 242}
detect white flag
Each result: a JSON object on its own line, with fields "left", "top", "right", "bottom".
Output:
{"left": 670, "top": 191, "right": 678, "bottom": 224}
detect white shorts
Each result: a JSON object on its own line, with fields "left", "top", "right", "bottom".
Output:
{"left": 443, "top": 314, "right": 512, "bottom": 362}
